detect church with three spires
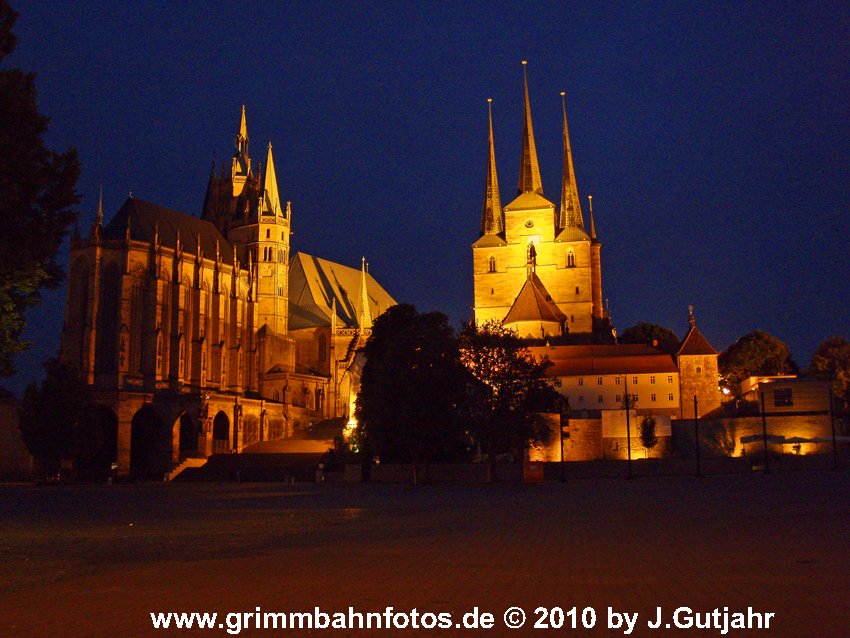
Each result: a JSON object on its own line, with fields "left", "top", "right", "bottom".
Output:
{"left": 59, "top": 107, "right": 395, "bottom": 478}
{"left": 472, "top": 61, "right": 604, "bottom": 340}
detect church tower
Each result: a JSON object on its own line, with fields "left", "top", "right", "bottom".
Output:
{"left": 472, "top": 63, "right": 603, "bottom": 338}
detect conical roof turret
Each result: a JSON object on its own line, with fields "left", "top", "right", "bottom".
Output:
{"left": 261, "top": 142, "right": 282, "bottom": 216}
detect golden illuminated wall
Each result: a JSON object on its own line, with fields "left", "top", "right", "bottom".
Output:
{"left": 473, "top": 196, "right": 595, "bottom": 333}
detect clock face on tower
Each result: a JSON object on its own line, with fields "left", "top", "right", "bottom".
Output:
{"left": 524, "top": 219, "right": 534, "bottom": 228}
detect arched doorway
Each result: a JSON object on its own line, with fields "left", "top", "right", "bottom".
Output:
{"left": 76, "top": 404, "right": 118, "bottom": 481}
{"left": 130, "top": 406, "right": 169, "bottom": 479}
{"left": 212, "top": 411, "right": 230, "bottom": 454}
{"left": 172, "top": 413, "right": 199, "bottom": 463}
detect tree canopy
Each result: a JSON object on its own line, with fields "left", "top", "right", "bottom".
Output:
{"left": 719, "top": 330, "right": 797, "bottom": 390}
{"left": 809, "top": 336, "right": 850, "bottom": 415}
{"left": 619, "top": 322, "right": 680, "bottom": 353}
{"left": 0, "top": 1, "right": 80, "bottom": 377}
{"left": 459, "top": 321, "right": 558, "bottom": 460}
{"left": 354, "top": 304, "right": 469, "bottom": 470}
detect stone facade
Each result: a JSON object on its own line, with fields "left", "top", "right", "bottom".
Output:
{"left": 58, "top": 108, "right": 395, "bottom": 477}
{"left": 472, "top": 65, "right": 603, "bottom": 338}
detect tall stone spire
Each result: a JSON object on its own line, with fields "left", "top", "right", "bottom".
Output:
{"left": 358, "top": 257, "right": 372, "bottom": 330}
{"left": 559, "top": 91, "right": 584, "bottom": 230}
{"left": 480, "top": 98, "right": 503, "bottom": 236}
{"left": 261, "top": 142, "right": 282, "bottom": 216}
{"left": 517, "top": 61, "right": 543, "bottom": 195}
{"left": 236, "top": 104, "right": 248, "bottom": 155}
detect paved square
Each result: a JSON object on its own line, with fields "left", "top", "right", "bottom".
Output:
{"left": 0, "top": 470, "right": 847, "bottom": 637}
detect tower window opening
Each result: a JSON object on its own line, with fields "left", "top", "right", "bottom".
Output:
{"left": 266, "top": 229, "right": 270, "bottom": 238}
{"left": 567, "top": 251, "right": 575, "bottom": 268}
{"left": 668, "top": 393, "right": 674, "bottom": 401}
{"left": 488, "top": 256, "right": 496, "bottom": 273}
{"left": 575, "top": 286, "right": 580, "bottom": 295}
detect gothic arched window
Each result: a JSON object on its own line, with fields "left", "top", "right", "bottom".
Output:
{"left": 488, "top": 256, "right": 496, "bottom": 273}
{"left": 567, "top": 250, "right": 575, "bottom": 268}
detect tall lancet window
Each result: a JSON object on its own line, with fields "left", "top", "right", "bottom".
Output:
{"left": 488, "top": 256, "right": 496, "bottom": 273}
{"left": 567, "top": 250, "right": 575, "bottom": 268}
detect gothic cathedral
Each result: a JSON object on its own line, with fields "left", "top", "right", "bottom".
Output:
{"left": 60, "top": 107, "right": 395, "bottom": 477}
{"left": 472, "top": 62, "right": 604, "bottom": 339}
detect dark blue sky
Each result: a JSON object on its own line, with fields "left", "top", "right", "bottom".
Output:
{"left": 6, "top": 1, "right": 849, "bottom": 394}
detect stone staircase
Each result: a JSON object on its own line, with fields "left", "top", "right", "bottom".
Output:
{"left": 167, "top": 457, "right": 207, "bottom": 481}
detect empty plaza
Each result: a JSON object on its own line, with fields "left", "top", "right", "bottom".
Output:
{"left": 1, "top": 470, "right": 847, "bottom": 637}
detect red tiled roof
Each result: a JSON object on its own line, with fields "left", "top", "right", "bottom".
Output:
{"left": 503, "top": 273, "right": 566, "bottom": 326}
{"left": 528, "top": 345, "right": 678, "bottom": 376}
{"left": 677, "top": 326, "right": 718, "bottom": 356}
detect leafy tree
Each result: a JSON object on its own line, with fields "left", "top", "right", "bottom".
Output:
{"left": 619, "top": 322, "right": 680, "bottom": 354}
{"left": 354, "top": 304, "right": 468, "bottom": 481}
{"left": 19, "top": 358, "right": 89, "bottom": 473}
{"left": 0, "top": 1, "right": 80, "bottom": 377}
{"left": 459, "top": 321, "right": 557, "bottom": 463}
{"left": 719, "top": 330, "right": 797, "bottom": 391}
{"left": 639, "top": 415, "right": 658, "bottom": 458}
{"left": 809, "top": 336, "right": 850, "bottom": 416}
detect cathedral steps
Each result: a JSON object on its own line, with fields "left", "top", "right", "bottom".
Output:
{"left": 167, "top": 457, "right": 207, "bottom": 481}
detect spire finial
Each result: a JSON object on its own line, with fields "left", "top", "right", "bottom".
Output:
{"left": 518, "top": 60, "right": 542, "bottom": 195}
{"left": 558, "top": 89, "right": 584, "bottom": 232}
{"left": 688, "top": 305, "right": 696, "bottom": 328}
{"left": 480, "top": 98, "right": 504, "bottom": 236}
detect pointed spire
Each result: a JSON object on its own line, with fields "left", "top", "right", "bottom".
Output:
{"left": 358, "top": 257, "right": 372, "bottom": 330}
{"left": 95, "top": 186, "right": 103, "bottom": 226}
{"left": 688, "top": 304, "right": 696, "bottom": 328}
{"left": 480, "top": 98, "right": 504, "bottom": 236}
{"left": 518, "top": 61, "right": 543, "bottom": 195}
{"left": 236, "top": 104, "right": 248, "bottom": 155}
{"left": 559, "top": 91, "right": 584, "bottom": 230}
{"left": 261, "top": 141, "right": 282, "bottom": 216}
{"left": 587, "top": 194, "right": 598, "bottom": 241}
{"left": 285, "top": 200, "right": 292, "bottom": 219}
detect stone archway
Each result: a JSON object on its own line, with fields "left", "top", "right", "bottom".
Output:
{"left": 212, "top": 411, "right": 230, "bottom": 455}
{"left": 77, "top": 404, "right": 118, "bottom": 481}
{"left": 172, "top": 412, "right": 199, "bottom": 463}
{"left": 130, "top": 405, "right": 169, "bottom": 479}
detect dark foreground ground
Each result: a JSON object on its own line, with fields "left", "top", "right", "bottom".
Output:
{"left": 0, "top": 471, "right": 847, "bottom": 637}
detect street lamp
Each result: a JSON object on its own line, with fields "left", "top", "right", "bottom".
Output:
{"left": 622, "top": 375, "right": 637, "bottom": 479}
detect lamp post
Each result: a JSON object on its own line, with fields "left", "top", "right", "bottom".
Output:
{"left": 694, "top": 395, "right": 701, "bottom": 477}
{"left": 623, "top": 375, "right": 635, "bottom": 479}
{"left": 760, "top": 391, "right": 770, "bottom": 474}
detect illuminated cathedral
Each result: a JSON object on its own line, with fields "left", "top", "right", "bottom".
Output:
{"left": 60, "top": 107, "right": 395, "bottom": 477}
{"left": 472, "top": 62, "right": 604, "bottom": 339}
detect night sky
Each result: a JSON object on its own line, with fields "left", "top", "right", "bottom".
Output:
{"left": 5, "top": 1, "right": 848, "bottom": 395}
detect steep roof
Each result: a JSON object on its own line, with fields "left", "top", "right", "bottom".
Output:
{"left": 103, "top": 197, "right": 233, "bottom": 262}
{"left": 528, "top": 344, "right": 678, "bottom": 376}
{"left": 558, "top": 91, "right": 584, "bottom": 232}
{"left": 503, "top": 272, "right": 567, "bottom": 326}
{"left": 517, "top": 61, "right": 543, "bottom": 196}
{"left": 288, "top": 252, "right": 396, "bottom": 330}
{"left": 677, "top": 326, "right": 718, "bottom": 356}
{"left": 479, "top": 98, "right": 504, "bottom": 238}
